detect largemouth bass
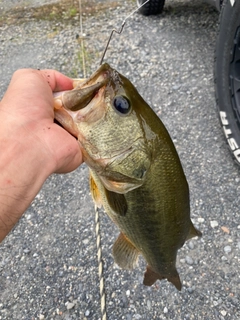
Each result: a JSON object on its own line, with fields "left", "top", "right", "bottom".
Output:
{"left": 54, "top": 63, "right": 201, "bottom": 291}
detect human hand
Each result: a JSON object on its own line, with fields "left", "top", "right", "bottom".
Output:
{"left": 0, "top": 69, "right": 83, "bottom": 242}
{"left": 0, "top": 68, "right": 83, "bottom": 174}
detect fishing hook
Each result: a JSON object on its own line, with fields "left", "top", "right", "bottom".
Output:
{"left": 99, "top": 0, "right": 150, "bottom": 65}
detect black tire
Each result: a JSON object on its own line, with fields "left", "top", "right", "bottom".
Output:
{"left": 137, "top": 0, "right": 165, "bottom": 16}
{"left": 215, "top": 0, "right": 240, "bottom": 165}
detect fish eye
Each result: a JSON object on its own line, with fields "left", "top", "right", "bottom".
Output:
{"left": 112, "top": 95, "right": 131, "bottom": 115}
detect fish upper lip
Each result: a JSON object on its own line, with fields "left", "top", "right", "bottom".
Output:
{"left": 76, "top": 63, "right": 110, "bottom": 88}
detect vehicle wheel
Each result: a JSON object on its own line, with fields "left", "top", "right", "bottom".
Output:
{"left": 137, "top": 0, "right": 165, "bottom": 16}
{"left": 215, "top": 0, "right": 240, "bottom": 165}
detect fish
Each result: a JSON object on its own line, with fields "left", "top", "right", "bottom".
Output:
{"left": 54, "top": 63, "right": 202, "bottom": 291}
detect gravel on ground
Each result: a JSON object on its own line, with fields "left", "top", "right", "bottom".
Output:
{"left": 0, "top": 1, "right": 239, "bottom": 319}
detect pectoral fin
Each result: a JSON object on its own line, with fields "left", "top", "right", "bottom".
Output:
{"left": 143, "top": 265, "right": 182, "bottom": 291}
{"left": 186, "top": 223, "right": 202, "bottom": 240}
{"left": 105, "top": 189, "right": 128, "bottom": 216}
{"left": 89, "top": 171, "right": 127, "bottom": 216}
{"left": 113, "top": 233, "right": 139, "bottom": 269}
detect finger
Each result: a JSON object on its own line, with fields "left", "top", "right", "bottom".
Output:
{"left": 55, "top": 148, "right": 83, "bottom": 174}
{"left": 2, "top": 69, "right": 73, "bottom": 105}
{"left": 39, "top": 69, "right": 74, "bottom": 92}
{"left": 46, "top": 124, "right": 83, "bottom": 173}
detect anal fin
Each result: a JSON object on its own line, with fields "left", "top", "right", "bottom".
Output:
{"left": 112, "top": 233, "right": 139, "bottom": 269}
{"left": 143, "top": 265, "right": 182, "bottom": 291}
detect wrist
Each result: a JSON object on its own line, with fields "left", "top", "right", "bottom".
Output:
{"left": 0, "top": 131, "right": 54, "bottom": 242}
{"left": 0, "top": 121, "right": 56, "bottom": 180}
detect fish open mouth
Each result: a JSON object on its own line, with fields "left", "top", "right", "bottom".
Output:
{"left": 54, "top": 79, "right": 107, "bottom": 112}
{"left": 53, "top": 74, "right": 107, "bottom": 138}
{"left": 53, "top": 63, "right": 119, "bottom": 137}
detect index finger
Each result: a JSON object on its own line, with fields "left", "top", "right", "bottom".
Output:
{"left": 39, "top": 69, "right": 74, "bottom": 92}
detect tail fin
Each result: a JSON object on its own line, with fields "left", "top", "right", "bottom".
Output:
{"left": 143, "top": 265, "right": 182, "bottom": 291}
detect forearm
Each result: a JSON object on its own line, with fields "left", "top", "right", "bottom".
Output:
{"left": 0, "top": 135, "right": 54, "bottom": 242}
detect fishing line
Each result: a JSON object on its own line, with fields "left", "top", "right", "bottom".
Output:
{"left": 79, "top": 0, "right": 86, "bottom": 77}
{"left": 78, "top": 1, "right": 107, "bottom": 318}
{"left": 95, "top": 206, "right": 107, "bottom": 320}
{"left": 99, "top": 0, "right": 150, "bottom": 65}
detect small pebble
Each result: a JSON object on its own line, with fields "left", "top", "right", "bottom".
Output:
{"left": 221, "top": 310, "right": 227, "bottom": 316}
{"left": 39, "top": 315, "right": 45, "bottom": 320}
{"left": 172, "top": 85, "right": 181, "bottom": 90}
{"left": 187, "top": 241, "right": 194, "bottom": 250}
{"left": 185, "top": 256, "right": 193, "bottom": 265}
{"left": 210, "top": 220, "right": 218, "bottom": 228}
{"left": 147, "top": 300, "right": 151, "bottom": 310}
{"left": 82, "top": 239, "right": 89, "bottom": 245}
{"left": 66, "top": 302, "right": 75, "bottom": 310}
{"left": 187, "top": 287, "right": 194, "bottom": 294}
{"left": 224, "top": 246, "right": 232, "bottom": 254}
{"left": 221, "top": 226, "right": 230, "bottom": 234}
{"left": 23, "top": 248, "right": 31, "bottom": 254}
{"left": 163, "top": 307, "right": 168, "bottom": 313}
{"left": 85, "top": 310, "right": 90, "bottom": 316}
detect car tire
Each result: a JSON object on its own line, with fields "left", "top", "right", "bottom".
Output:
{"left": 215, "top": 0, "right": 240, "bottom": 165}
{"left": 137, "top": 0, "right": 165, "bottom": 16}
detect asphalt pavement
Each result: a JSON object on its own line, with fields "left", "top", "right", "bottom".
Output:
{"left": 0, "top": 0, "right": 239, "bottom": 319}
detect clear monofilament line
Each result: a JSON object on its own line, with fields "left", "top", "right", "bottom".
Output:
{"left": 99, "top": 0, "right": 150, "bottom": 65}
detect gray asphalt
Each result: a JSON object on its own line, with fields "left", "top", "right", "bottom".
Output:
{"left": 0, "top": 0, "right": 240, "bottom": 319}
